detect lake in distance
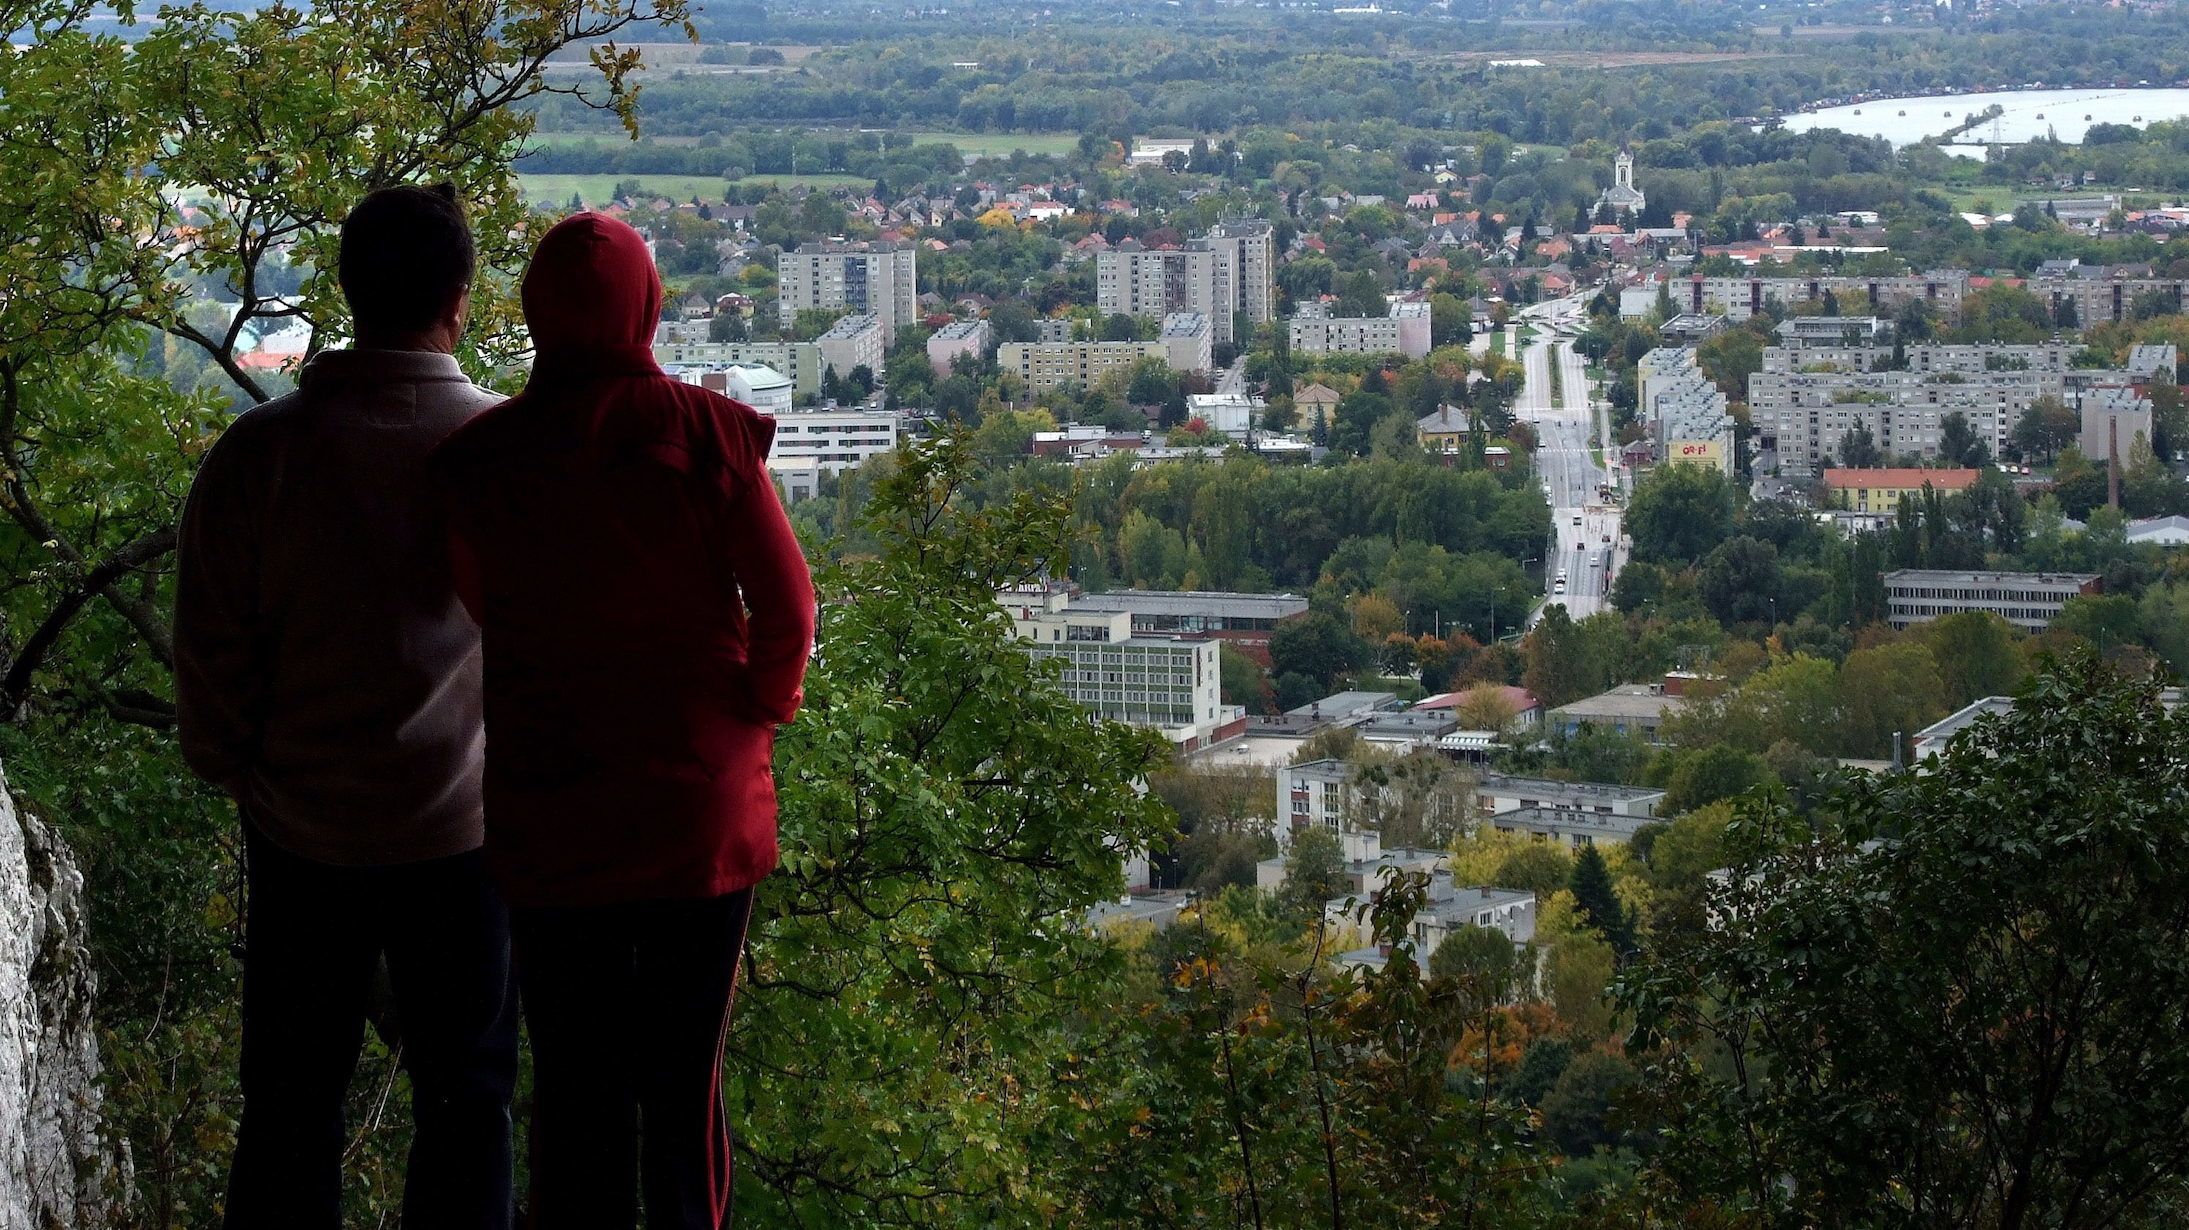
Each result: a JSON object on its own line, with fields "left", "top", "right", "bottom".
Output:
{"left": 1779, "top": 87, "right": 2189, "bottom": 153}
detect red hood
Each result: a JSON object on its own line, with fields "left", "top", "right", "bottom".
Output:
{"left": 521, "top": 212, "right": 662, "bottom": 355}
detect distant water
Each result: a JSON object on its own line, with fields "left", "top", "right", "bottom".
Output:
{"left": 1779, "top": 87, "right": 2189, "bottom": 150}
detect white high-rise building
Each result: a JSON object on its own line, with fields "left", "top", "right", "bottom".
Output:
{"left": 777, "top": 240, "right": 918, "bottom": 340}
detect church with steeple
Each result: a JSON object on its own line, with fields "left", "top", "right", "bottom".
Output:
{"left": 1597, "top": 148, "right": 1645, "bottom": 216}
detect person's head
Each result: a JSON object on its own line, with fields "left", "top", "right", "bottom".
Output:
{"left": 520, "top": 212, "right": 663, "bottom": 356}
{"left": 339, "top": 183, "right": 475, "bottom": 352}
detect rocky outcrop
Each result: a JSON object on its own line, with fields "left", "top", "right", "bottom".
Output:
{"left": 0, "top": 766, "right": 123, "bottom": 1228}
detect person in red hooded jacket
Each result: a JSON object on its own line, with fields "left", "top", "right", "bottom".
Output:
{"left": 430, "top": 212, "right": 814, "bottom": 1229}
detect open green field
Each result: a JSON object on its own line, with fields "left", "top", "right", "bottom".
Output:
{"left": 732, "top": 173, "right": 877, "bottom": 190}
{"left": 517, "top": 173, "right": 727, "bottom": 205}
{"left": 518, "top": 170, "right": 877, "bottom": 205}
{"left": 530, "top": 128, "right": 1080, "bottom": 158}
{"left": 903, "top": 131, "right": 1081, "bottom": 158}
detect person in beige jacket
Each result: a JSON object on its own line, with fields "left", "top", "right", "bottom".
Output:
{"left": 174, "top": 184, "right": 517, "bottom": 1229}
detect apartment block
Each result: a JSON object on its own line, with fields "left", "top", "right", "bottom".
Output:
{"left": 777, "top": 241, "right": 917, "bottom": 338}
{"left": 997, "top": 339, "right": 1162, "bottom": 391}
{"left": 768, "top": 406, "right": 900, "bottom": 475}
{"left": 655, "top": 340, "right": 827, "bottom": 403}
{"left": 1095, "top": 220, "right": 1273, "bottom": 345}
{"left": 1287, "top": 299, "right": 1432, "bottom": 359}
{"left": 1635, "top": 348, "right": 1732, "bottom": 473}
{"left": 1657, "top": 392, "right": 1735, "bottom": 475}
{"left": 1883, "top": 569, "right": 2101, "bottom": 631}
{"left": 2032, "top": 262, "right": 2188, "bottom": 326}
{"left": 814, "top": 313, "right": 885, "bottom": 386}
{"left": 1001, "top": 585, "right": 1230, "bottom": 744}
{"left": 1474, "top": 774, "right": 1664, "bottom": 849}
{"left": 997, "top": 312, "right": 1211, "bottom": 392}
{"left": 1748, "top": 342, "right": 2175, "bottom": 477}
{"left": 926, "top": 318, "right": 990, "bottom": 375}
{"left": 1069, "top": 589, "right": 1307, "bottom": 659}
{"left": 1159, "top": 311, "right": 1215, "bottom": 373}
{"left": 1276, "top": 759, "right": 1467, "bottom": 845}
{"left": 1636, "top": 348, "right": 1700, "bottom": 417}
{"left": 1631, "top": 271, "right": 1969, "bottom": 322}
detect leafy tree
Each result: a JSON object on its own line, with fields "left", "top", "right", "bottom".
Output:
{"left": 1608, "top": 560, "right": 1666, "bottom": 615}
{"left": 1630, "top": 662, "right": 2189, "bottom": 1230}
{"left": 1268, "top": 612, "right": 1370, "bottom": 695}
{"left": 1492, "top": 842, "right": 1575, "bottom": 898}
{"left": 1912, "top": 611, "right": 2025, "bottom": 707}
{"left": 1640, "top": 801, "right": 1735, "bottom": 899}
{"left": 1626, "top": 463, "right": 1737, "bottom": 564}
{"left": 1452, "top": 682, "right": 1520, "bottom": 735}
{"left": 1428, "top": 923, "right": 1524, "bottom": 1014}
{"left": 1836, "top": 420, "right": 1882, "bottom": 468}
{"left": 729, "top": 437, "right": 1176, "bottom": 1218}
{"left": 2012, "top": 394, "right": 2079, "bottom": 464}
{"left": 1505, "top": 1037, "right": 1575, "bottom": 1107}
{"left": 1697, "top": 535, "right": 1783, "bottom": 626}
{"left": 1938, "top": 411, "right": 1990, "bottom": 468}
{"left": 1541, "top": 1052, "right": 1640, "bottom": 1156}
{"left": 1523, "top": 605, "right": 1614, "bottom": 709}
{"left": 1217, "top": 643, "right": 1272, "bottom": 714}
{"left": 1660, "top": 744, "right": 1773, "bottom": 815}
{"left": 1277, "top": 823, "right": 1348, "bottom": 920}
{"left": 1837, "top": 641, "right": 1948, "bottom": 758}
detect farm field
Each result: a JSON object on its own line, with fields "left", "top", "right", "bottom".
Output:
{"left": 517, "top": 170, "right": 877, "bottom": 205}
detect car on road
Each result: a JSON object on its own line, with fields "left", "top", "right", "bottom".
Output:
{"left": 1553, "top": 579, "right": 1566, "bottom": 594}
{"left": 1571, "top": 514, "right": 1582, "bottom": 527}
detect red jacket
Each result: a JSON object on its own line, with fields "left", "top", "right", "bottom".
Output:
{"left": 431, "top": 213, "right": 815, "bottom": 908}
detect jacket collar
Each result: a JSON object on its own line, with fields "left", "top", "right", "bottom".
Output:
{"left": 526, "top": 343, "right": 664, "bottom": 381}
{"left": 299, "top": 348, "right": 469, "bottom": 388}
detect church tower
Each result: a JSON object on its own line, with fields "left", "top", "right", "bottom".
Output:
{"left": 1598, "top": 146, "right": 1647, "bottom": 216}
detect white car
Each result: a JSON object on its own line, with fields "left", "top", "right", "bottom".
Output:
{"left": 1553, "top": 579, "right": 1567, "bottom": 594}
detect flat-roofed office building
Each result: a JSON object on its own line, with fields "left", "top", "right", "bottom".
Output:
{"left": 1883, "top": 569, "right": 2101, "bottom": 631}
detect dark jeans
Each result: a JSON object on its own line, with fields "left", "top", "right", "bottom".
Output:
{"left": 512, "top": 889, "right": 756, "bottom": 1230}
{"left": 226, "top": 822, "right": 519, "bottom": 1230}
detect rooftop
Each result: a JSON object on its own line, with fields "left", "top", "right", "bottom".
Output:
{"left": 1822, "top": 467, "right": 1980, "bottom": 491}
{"left": 1488, "top": 806, "right": 1656, "bottom": 839}
{"left": 818, "top": 313, "right": 883, "bottom": 340}
{"left": 1549, "top": 683, "right": 1688, "bottom": 720}
{"left": 931, "top": 319, "right": 987, "bottom": 340}
{"left": 1478, "top": 774, "right": 1666, "bottom": 804}
{"left": 1882, "top": 569, "right": 2100, "bottom": 588}
{"left": 1286, "top": 691, "right": 1402, "bottom": 720}
{"left": 1072, "top": 589, "right": 1309, "bottom": 620}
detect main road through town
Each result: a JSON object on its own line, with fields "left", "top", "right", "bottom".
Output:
{"left": 1514, "top": 295, "right": 1626, "bottom": 624}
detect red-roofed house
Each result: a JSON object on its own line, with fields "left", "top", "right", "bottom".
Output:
{"left": 1821, "top": 467, "right": 1981, "bottom": 514}
{"left": 1414, "top": 685, "right": 1541, "bottom": 728}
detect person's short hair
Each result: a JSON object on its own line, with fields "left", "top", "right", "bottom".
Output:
{"left": 338, "top": 183, "right": 475, "bottom": 334}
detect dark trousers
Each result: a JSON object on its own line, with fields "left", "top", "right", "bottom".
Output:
{"left": 226, "top": 822, "right": 519, "bottom": 1230}
{"left": 512, "top": 889, "right": 755, "bottom": 1230}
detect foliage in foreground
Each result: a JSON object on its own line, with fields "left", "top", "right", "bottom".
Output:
{"left": 1624, "top": 658, "right": 2189, "bottom": 1230}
